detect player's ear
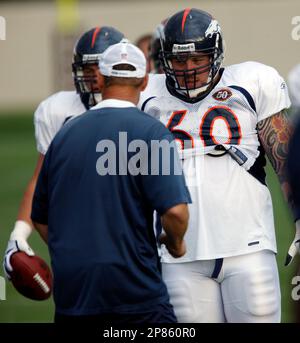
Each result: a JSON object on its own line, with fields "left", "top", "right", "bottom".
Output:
{"left": 140, "top": 74, "right": 149, "bottom": 92}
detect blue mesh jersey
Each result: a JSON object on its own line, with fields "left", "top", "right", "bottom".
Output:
{"left": 31, "top": 101, "right": 191, "bottom": 316}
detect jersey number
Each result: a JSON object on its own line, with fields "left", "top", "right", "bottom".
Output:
{"left": 166, "top": 106, "right": 242, "bottom": 149}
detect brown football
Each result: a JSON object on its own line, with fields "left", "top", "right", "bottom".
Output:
{"left": 10, "top": 252, "right": 53, "bottom": 301}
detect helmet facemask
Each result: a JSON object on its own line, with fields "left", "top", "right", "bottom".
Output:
{"left": 161, "top": 37, "right": 223, "bottom": 103}
{"left": 72, "top": 56, "right": 102, "bottom": 109}
{"left": 72, "top": 26, "right": 125, "bottom": 109}
{"left": 159, "top": 9, "right": 224, "bottom": 103}
{"left": 162, "top": 46, "right": 223, "bottom": 101}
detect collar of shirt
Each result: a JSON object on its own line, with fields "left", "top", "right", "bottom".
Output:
{"left": 90, "top": 99, "right": 136, "bottom": 110}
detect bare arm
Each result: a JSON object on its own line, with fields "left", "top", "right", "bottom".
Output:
{"left": 260, "top": 111, "right": 300, "bottom": 266}
{"left": 159, "top": 203, "right": 189, "bottom": 258}
{"left": 257, "top": 110, "right": 294, "bottom": 206}
{"left": 32, "top": 222, "right": 48, "bottom": 244}
{"left": 4, "top": 153, "right": 46, "bottom": 263}
{"left": 17, "top": 153, "right": 45, "bottom": 226}
{"left": 3, "top": 153, "right": 47, "bottom": 278}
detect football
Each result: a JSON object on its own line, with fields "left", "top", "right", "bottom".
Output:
{"left": 10, "top": 252, "right": 53, "bottom": 301}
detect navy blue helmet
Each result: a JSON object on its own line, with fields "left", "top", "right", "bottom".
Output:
{"left": 159, "top": 8, "right": 224, "bottom": 102}
{"left": 72, "top": 26, "right": 125, "bottom": 109}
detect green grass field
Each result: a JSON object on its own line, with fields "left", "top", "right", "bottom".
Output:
{"left": 0, "top": 113, "right": 298, "bottom": 322}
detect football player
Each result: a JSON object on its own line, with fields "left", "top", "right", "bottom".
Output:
{"left": 149, "top": 19, "right": 168, "bottom": 74}
{"left": 135, "top": 33, "right": 154, "bottom": 73}
{"left": 3, "top": 26, "right": 125, "bottom": 278}
{"left": 141, "top": 8, "right": 294, "bottom": 322}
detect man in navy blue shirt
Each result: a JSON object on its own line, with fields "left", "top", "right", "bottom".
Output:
{"left": 31, "top": 41, "right": 191, "bottom": 324}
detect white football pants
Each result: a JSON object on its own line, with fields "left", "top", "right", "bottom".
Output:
{"left": 162, "top": 250, "right": 281, "bottom": 323}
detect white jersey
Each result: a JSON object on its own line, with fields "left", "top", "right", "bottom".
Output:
{"left": 34, "top": 74, "right": 166, "bottom": 155}
{"left": 138, "top": 73, "right": 168, "bottom": 112}
{"left": 34, "top": 91, "right": 86, "bottom": 154}
{"left": 143, "top": 61, "right": 291, "bottom": 262}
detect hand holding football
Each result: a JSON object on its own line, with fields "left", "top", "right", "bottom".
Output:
{"left": 10, "top": 252, "right": 53, "bottom": 301}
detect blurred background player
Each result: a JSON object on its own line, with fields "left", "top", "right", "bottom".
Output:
{"left": 135, "top": 33, "right": 154, "bottom": 73}
{"left": 287, "top": 63, "right": 300, "bottom": 118}
{"left": 149, "top": 20, "right": 167, "bottom": 74}
{"left": 3, "top": 26, "right": 125, "bottom": 279}
{"left": 142, "top": 8, "right": 292, "bottom": 322}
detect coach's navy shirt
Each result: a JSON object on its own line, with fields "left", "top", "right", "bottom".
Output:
{"left": 31, "top": 99, "right": 191, "bottom": 316}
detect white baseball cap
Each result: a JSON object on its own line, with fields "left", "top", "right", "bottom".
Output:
{"left": 99, "top": 40, "right": 146, "bottom": 78}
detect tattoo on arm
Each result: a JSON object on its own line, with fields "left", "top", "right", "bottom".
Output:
{"left": 257, "top": 110, "right": 294, "bottom": 204}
